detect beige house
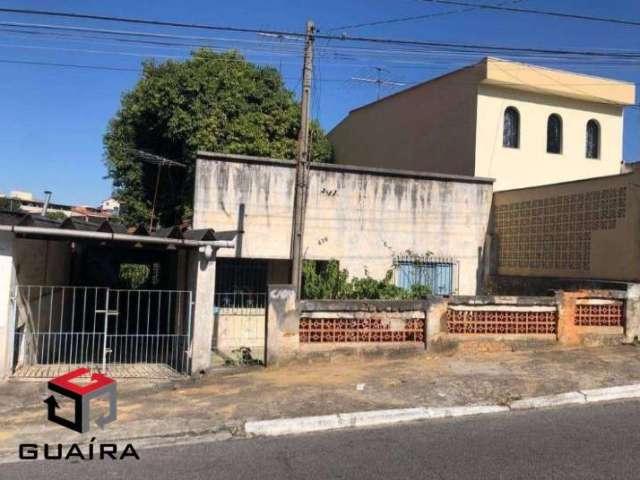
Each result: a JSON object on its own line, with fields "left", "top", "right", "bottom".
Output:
{"left": 329, "top": 57, "right": 636, "bottom": 191}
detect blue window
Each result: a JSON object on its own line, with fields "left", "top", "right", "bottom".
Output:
{"left": 394, "top": 257, "right": 456, "bottom": 295}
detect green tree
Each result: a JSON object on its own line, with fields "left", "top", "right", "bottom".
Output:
{"left": 104, "top": 49, "right": 333, "bottom": 226}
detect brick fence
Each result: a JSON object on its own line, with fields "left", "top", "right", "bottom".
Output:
{"left": 265, "top": 285, "right": 636, "bottom": 365}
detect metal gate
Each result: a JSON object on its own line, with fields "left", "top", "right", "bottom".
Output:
{"left": 11, "top": 286, "right": 193, "bottom": 378}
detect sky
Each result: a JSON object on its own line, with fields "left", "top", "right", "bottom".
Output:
{"left": 0, "top": 0, "right": 638, "bottom": 205}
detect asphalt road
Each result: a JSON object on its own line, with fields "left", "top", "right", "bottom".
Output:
{"left": 6, "top": 400, "right": 640, "bottom": 479}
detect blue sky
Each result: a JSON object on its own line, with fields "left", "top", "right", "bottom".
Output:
{"left": 0, "top": 0, "right": 638, "bottom": 205}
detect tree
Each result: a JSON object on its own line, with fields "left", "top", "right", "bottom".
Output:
{"left": 104, "top": 49, "right": 333, "bottom": 226}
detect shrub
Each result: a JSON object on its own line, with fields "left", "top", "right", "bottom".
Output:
{"left": 302, "top": 260, "right": 431, "bottom": 300}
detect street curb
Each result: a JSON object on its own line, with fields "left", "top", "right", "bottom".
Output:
{"left": 245, "top": 405, "right": 509, "bottom": 437}
{"left": 580, "top": 383, "right": 640, "bottom": 403}
{"left": 509, "top": 391, "right": 586, "bottom": 410}
{"left": 245, "top": 385, "right": 640, "bottom": 437}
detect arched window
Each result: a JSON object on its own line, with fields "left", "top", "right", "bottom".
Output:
{"left": 586, "top": 119, "right": 600, "bottom": 159}
{"left": 503, "top": 107, "right": 520, "bottom": 148}
{"left": 547, "top": 114, "right": 563, "bottom": 154}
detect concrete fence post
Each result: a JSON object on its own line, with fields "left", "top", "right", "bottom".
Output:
{"left": 425, "top": 297, "right": 448, "bottom": 348}
{"left": 190, "top": 249, "right": 217, "bottom": 374}
{"left": 266, "top": 284, "right": 299, "bottom": 366}
{"left": 555, "top": 291, "right": 580, "bottom": 345}
{"left": 0, "top": 232, "right": 16, "bottom": 379}
{"left": 625, "top": 284, "right": 640, "bottom": 343}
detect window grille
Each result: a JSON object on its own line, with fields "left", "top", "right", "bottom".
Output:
{"left": 394, "top": 256, "right": 457, "bottom": 295}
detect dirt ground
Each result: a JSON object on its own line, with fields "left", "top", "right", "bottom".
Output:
{"left": 1, "top": 344, "right": 640, "bottom": 453}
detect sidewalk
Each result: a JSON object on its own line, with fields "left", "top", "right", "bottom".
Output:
{"left": 1, "top": 344, "right": 640, "bottom": 456}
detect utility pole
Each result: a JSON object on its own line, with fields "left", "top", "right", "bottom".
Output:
{"left": 290, "top": 20, "right": 314, "bottom": 298}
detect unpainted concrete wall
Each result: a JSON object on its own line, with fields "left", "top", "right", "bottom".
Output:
{"left": 214, "top": 308, "right": 265, "bottom": 359}
{"left": 13, "top": 238, "right": 71, "bottom": 286}
{"left": 194, "top": 155, "right": 494, "bottom": 295}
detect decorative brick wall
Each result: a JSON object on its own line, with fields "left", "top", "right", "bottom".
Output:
{"left": 575, "top": 299, "right": 625, "bottom": 327}
{"left": 446, "top": 306, "right": 557, "bottom": 335}
{"left": 299, "top": 317, "right": 425, "bottom": 343}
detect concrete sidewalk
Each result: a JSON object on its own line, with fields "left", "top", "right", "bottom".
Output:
{"left": 1, "top": 345, "right": 640, "bottom": 456}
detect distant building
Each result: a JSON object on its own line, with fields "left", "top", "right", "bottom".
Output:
{"left": 9, "top": 191, "right": 34, "bottom": 201}
{"left": 100, "top": 198, "right": 121, "bottom": 216}
{"left": 329, "top": 57, "right": 636, "bottom": 192}
{"left": 1, "top": 191, "right": 119, "bottom": 221}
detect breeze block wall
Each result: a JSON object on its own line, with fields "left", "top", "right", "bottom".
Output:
{"left": 264, "top": 286, "right": 637, "bottom": 364}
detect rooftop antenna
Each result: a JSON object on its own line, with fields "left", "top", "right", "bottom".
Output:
{"left": 130, "top": 149, "right": 186, "bottom": 231}
{"left": 351, "top": 67, "right": 406, "bottom": 100}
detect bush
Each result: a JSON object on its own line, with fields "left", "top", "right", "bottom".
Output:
{"left": 119, "top": 264, "right": 150, "bottom": 289}
{"left": 302, "top": 260, "right": 431, "bottom": 300}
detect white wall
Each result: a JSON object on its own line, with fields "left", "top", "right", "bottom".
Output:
{"left": 194, "top": 155, "right": 494, "bottom": 295}
{"left": 475, "top": 85, "right": 624, "bottom": 191}
{"left": 0, "top": 233, "right": 16, "bottom": 378}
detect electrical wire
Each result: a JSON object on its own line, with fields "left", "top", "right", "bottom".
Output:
{"left": 420, "top": 0, "right": 640, "bottom": 27}
{"left": 327, "top": 0, "right": 526, "bottom": 32}
{"left": 0, "top": 8, "right": 639, "bottom": 59}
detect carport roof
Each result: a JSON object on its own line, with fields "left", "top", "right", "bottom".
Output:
{"left": 0, "top": 210, "right": 237, "bottom": 249}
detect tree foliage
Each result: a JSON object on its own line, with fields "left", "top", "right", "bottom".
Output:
{"left": 104, "top": 49, "right": 333, "bottom": 226}
{"left": 302, "top": 260, "right": 432, "bottom": 300}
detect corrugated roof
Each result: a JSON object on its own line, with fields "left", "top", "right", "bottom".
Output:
{"left": 0, "top": 210, "right": 237, "bottom": 243}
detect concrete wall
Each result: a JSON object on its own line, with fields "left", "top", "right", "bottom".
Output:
{"left": 492, "top": 169, "right": 640, "bottom": 282}
{"left": 13, "top": 238, "right": 72, "bottom": 286}
{"left": 476, "top": 85, "right": 624, "bottom": 191}
{"left": 0, "top": 233, "right": 16, "bottom": 378}
{"left": 194, "top": 153, "right": 494, "bottom": 295}
{"left": 328, "top": 65, "right": 482, "bottom": 176}
{"left": 214, "top": 308, "right": 265, "bottom": 360}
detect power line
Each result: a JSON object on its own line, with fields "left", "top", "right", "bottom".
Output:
{"left": 0, "top": 57, "right": 139, "bottom": 72}
{"left": 0, "top": 56, "right": 637, "bottom": 86}
{"left": 0, "top": 7, "right": 639, "bottom": 60}
{"left": 420, "top": 0, "right": 640, "bottom": 27}
{"left": 327, "top": 0, "right": 526, "bottom": 32}
{"left": 4, "top": 21, "right": 640, "bottom": 70}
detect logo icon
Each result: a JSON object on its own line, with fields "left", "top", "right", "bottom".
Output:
{"left": 44, "top": 368, "right": 117, "bottom": 433}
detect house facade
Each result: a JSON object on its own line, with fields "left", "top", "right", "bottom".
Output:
{"left": 329, "top": 57, "right": 636, "bottom": 191}
{"left": 193, "top": 151, "right": 494, "bottom": 296}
